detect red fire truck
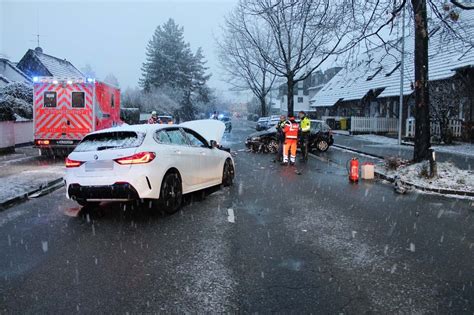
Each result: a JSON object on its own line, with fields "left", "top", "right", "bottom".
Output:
{"left": 33, "top": 77, "right": 121, "bottom": 155}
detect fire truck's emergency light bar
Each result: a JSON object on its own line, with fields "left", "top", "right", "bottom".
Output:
{"left": 32, "top": 76, "right": 96, "bottom": 84}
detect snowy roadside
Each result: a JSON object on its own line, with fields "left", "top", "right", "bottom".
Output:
{"left": 352, "top": 134, "right": 474, "bottom": 157}
{"left": 376, "top": 161, "right": 474, "bottom": 198}
{"left": 0, "top": 166, "right": 65, "bottom": 207}
{"left": 331, "top": 144, "right": 474, "bottom": 198}
{"left": 354, "top": 134, "right": 400, "bottom": 145}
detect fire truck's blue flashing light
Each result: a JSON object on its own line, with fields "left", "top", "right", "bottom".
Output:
{"left": 87, "top": 78, "right": 95, "bottom": 83}
{"left": 33, "top": 77, "right": 39, "bottom": 82}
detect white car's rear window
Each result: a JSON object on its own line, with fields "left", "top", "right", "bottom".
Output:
{"left": 75, "top": 131, "right": 145, "bottom": 152}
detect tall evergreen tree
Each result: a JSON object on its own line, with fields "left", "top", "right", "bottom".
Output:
{"left": 140, "top": 19, "right": 190, "bottom": 90}
{"left": 189, "top": 48, "right": 211, "bottom": 103}
{"left": 140, "top": 19, "right": 211, "bottom": 120}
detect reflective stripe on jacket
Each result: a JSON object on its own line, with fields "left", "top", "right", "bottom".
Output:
{"left": 283, "top": 120, "right": 299, "bottom": 140}
{"left": 300, "top": 117, "right": 311, "bottom": 133}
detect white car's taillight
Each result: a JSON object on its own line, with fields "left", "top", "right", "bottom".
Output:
{"left": 65, "top": 157, "right": 84, "bottom": 168}
{"left": 114, "top": 152, "right": 156, "bottom": 165}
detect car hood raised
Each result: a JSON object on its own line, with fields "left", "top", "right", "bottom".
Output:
{"left": 248, "top": 127, "right": 277, "bottom": 139}
{"left": 180, "top": 119, "right": 226, "bottom": 144}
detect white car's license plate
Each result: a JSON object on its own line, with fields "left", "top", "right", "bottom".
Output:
{"left": 85, "top": 160, "right": 114, "bottom": 171}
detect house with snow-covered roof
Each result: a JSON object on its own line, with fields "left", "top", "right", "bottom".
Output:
{"left": 275, "top": 67, "right": 342, "bottom": 116}
{"left": 311, "top": 11, "right": 474, "bottom": 138}
{"left": 16, "top": 47, "right": 83, "bottom": 80}
{"left": 0, "top": 58, "right": 31, "bottom": 88}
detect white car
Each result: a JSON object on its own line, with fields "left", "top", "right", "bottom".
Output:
{"left": 65, "top": 120, "right": 235, "bottom": 214}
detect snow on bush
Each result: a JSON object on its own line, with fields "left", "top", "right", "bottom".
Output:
{"left": 381, "top": 161, "right": 474, "bottom": 192}
{"left": 0, "top": 82, "right": 33, "bottom": 121}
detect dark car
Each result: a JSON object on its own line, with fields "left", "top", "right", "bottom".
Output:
{"left": 256, "top": 117, "right": 270, "bottom": 131}
{"left": 245, "top": 119, "right": 334, "bottom": 153}
{"left": 157, "top": 115, "right": 174, "bottom": 124}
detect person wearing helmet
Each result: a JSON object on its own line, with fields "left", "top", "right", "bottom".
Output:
{"left": 148, "top": 111, "right": 160, "bottom": 124}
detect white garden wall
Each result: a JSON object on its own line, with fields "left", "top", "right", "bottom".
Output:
{"left": 0, "top": 120, "right": 33, "bottom": 150}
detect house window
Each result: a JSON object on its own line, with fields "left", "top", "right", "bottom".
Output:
{"left": 72, "top": 92, "right": 85, "bottom": 108}
{"left": 111, "top": 94, "right": 115, "bottom": 108}
{"left": 297, "top": 97, "right": 304, "bottom": 103}
{"left": 43, "top": 91, "right": 57, "bottom": 108}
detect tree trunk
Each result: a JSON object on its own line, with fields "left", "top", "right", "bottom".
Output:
{"left": 412, "top": 0, "right": 431, "bottom": 162}
{"left": 260, "top": 97, "right": 267, "bottom": 117}
{"left": 286, "top": 76, "right": 295, "bottom": 117}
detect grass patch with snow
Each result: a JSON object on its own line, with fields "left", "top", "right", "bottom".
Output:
{"left": 379, "top": 161, "right": 474, "bottom": 193}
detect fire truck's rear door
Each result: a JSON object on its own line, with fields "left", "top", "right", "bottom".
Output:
{"left": 65, "top": 83, "right": 94, "bottom": 141}
{"left": 34, "top": 83, "right": 63, "bottom": 141}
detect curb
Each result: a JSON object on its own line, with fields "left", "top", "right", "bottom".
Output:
{"left": 331, "top": 144, "right": 474, "bottom": 198}
{"left": 0, "top": 177, "right": 65, "bottom": 211}
{"left": 333, "top": 132, "right": 415, "bottom": 147}
{"left": 332, "top": 144, "right": 386, "bottom": 160}
{"left": 0, "top": 155, "right": 40, "bottom": 166}
{"left": 332, "top": 131, "right": 352, "bottom": 137}
{"left": 375, "top": 171, "right": 474, "bottom": 197}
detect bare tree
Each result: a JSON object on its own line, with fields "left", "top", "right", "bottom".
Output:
{"left": 450, "top": 0, "right": 474, "bottom": 10}
{"left": 234, "top": 0, "right": 396, "bottom": 116}
{"left": 217, "top": 7, "right": 277, "bottom": 117}
{"left": 405, "top": 0, "right": 473, "bottom": 161}
{"left": 357, "top": 0, "right": 473, "bottom": 161}
{"left": 226, "top": 0, "right": 473, "bottom": 162}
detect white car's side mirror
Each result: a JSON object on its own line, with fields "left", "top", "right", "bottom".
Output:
{"left": 210, "top": 140, "right": 218, "bottom": 148}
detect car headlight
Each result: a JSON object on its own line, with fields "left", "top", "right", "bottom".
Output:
{"left": 251, "top": 137, "right": 261, "bottom": 141}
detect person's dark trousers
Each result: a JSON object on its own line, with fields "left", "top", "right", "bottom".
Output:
{"left": 276, "top": 132, "right": 285, "bottom": 162}
{"left": 277, "top": 140, "right": 284, "bottom": 162}
{"left": 300, "top": 132, "right": 309, "bottom": 161}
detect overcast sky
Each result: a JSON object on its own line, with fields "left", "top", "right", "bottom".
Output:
{"left": 0, "top": 0, "right": 245, "bottom": 98}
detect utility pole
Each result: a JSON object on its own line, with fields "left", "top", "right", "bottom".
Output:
{"left": 398, "top": 2, "right": 406, "bottom": 145}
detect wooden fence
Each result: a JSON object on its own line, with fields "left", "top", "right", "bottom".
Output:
{"left": 350, "top": 117, "right": 399, "bottom": 133}
{"left": 405, "top": 117, "right": 462, "bottom": 138}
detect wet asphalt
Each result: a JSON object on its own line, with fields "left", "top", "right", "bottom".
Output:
{"left": 0, "top": 120, "right": 473, "bottom": 313}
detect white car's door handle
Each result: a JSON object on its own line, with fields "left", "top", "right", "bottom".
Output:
{"left": 199, "top": 151, "right": 206, "bottom": 156}
{"left": 174, "top": 150, "right": 181, "bottom": 154}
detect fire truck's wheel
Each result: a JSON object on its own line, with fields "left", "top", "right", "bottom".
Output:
{"left": 52, "top": 149, "right": 69, "bottom": 158}
{"left": 316, "top": 140, "right": 329, "bottom": 152}
{"left": 40, "top": 148, "right": 53, "bottom": 157}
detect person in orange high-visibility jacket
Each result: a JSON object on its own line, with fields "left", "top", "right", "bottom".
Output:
{"left": 282, "top": 115, "right": 299, "bottom": 166}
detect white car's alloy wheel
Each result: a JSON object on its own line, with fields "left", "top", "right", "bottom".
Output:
{"left": 317, "top": 140, "right": 329, "bottom": 152}
{"left": 222, "top": 159, "right": 234, "bottom": 187}
{"left": 159, "top": 172, "right": 183, "bottom": 214}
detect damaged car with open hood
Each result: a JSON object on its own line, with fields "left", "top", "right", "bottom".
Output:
{"left": 245, "top": 119, "right": 334, "bottom": 153}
